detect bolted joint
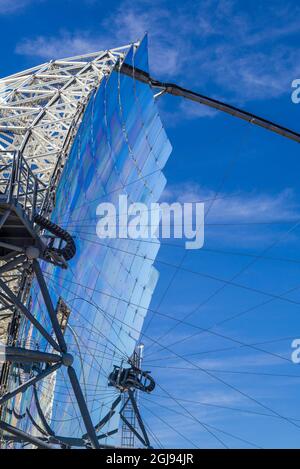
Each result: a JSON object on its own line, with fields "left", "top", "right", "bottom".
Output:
{"left": 61, "top": 352, "right": 73, "bottom": 367}
{"left": 26, "top": 246, "right": 40, "bottom": 259}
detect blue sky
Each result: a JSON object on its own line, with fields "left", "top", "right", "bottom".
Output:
{"left": 2, "top": 0, "right": 300, "bottom": 448}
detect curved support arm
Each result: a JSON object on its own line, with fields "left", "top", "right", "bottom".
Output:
{"left": 120, "top": 63, "right": 300, "bottom": 144}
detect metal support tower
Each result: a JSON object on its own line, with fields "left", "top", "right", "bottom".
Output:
{"left": 108, "top": 348, "right": 155, "bottom": 449}
{"left": 121, "top": 344, "right": 144, "bottom": 448}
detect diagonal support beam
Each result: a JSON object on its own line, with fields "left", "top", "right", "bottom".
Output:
{"left": 67, "top": 365, "right": 100, "bottom": 449}
{"left": 95, "top": 395, "right": 121, "bottom": 432}
{"left": 119, "top": 411, "right": 148, "bottom": 448}
{"left": 120, "top": 389, "right": 151, "bottom": 448}
{"left": 0, "top": 278, "right": 60, "bottom": 352}
{"left": 0, "top": 420, "right": 56, "bottom": 449}
{"left": 82, "top": 395, "right": 121, "bottom": 440}
{"left": 0, "top": 362, "right": 61, "bottom": 407}
{"left": 32, "top": 260, "right": 67, "bottom": 353}
{"left": 0, "top": 210, "right": 10, "bottom": 230}
{"left": 0, "top": 255, "right": 27, "bottom": 275}
{"left": 98, "top": 428, "right": 118, "bottom": 440}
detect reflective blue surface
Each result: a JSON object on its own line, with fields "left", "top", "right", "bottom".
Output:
{"left": 5, "top": 38, "right": 171, "bottom": 446}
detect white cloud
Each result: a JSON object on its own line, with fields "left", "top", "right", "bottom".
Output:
{"left": 178, "top": 101, "right": 218, "bottom": 120}
{"left": 16, "top": 31, "right": 103, "bottom": 59}
{"left": 16, "top": 2, "right": 183, "bottom": 76}
{"left": 194, "top": 351, "right": 287, "bottom": 371}
{"left": 162, "top": 184, "right": 300, "bottom": 224}
{"left": 157, "top": 100, "right": 219, "bottom": 128}
{"left": 161, "top": 184, "right": 300, "bottom": 246}
{"left": 14, "top": 0, "right": 300, "bottom": 105}
{"left": 0, "top": 0, "right": 37, "bottom": 14}
{"left": 197, "top": 45, "right": 300, "bottom": 101}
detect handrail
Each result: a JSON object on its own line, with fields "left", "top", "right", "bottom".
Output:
{"left": 0, "top": 151, "right": 47, "bottom": 219}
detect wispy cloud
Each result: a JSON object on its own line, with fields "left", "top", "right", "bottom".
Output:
{"left": 160, "top": 100, "right": 219, "bottom": 126}
{"left": 14, "top": 0, "right": 300, "bottom": 104}
{"left": 163, "top": 184, "right": 300, "bottom": 223}
{"left": 16, "top": 1, "right": 182, "bottom": 77}
{"left": 162, "top": 183, "right": 300, "bottom": 246}
{"left": 0, "top": 0, "right": 38, "bottom": 14}
{"left": 16, "top": 31, "right": 102, "bottom": 59}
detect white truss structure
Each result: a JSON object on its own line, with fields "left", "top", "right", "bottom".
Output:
{"left": 0, "top": 43, "right": 137, "bottom": 209}
{"left": 0, "top": 41, "right": 153, "bottom": 449}
{"left": 0, "top": 43, "right": 137, "bottom": 347}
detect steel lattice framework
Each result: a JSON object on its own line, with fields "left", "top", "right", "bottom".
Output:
{"left": 0, "top": 42, "right": 155, "bottom": 449}
{"left": 0, "top": 43, "right": 135, "bottom": 339}
{"left": 0, "top": 44, "right": 136, "bottom": 207}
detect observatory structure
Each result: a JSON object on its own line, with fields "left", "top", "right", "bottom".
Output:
{"left": 0, "top": 30, "right": 299, "bottom": 449}
{"left": 0, "top": 36, "right": 171, "bottom": 448}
